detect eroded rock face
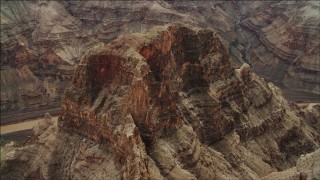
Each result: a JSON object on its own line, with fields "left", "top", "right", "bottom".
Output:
{"left": 2, "top": 24, "right": 318, "bottom": 179}
{"left": 70, "top": 1, "right": 319, "bottom": 104}
{"left": 240, "top": 1, "right": 320, "bottom": 101}
{"left": 0, "top": 1, "right": 89, "bottom": 113}
{"left": 1, "top": 1, "right": 319, "bottom": 117}
{"left": 260, "top": 149, "right": 320, "bottom": 180}
{"left": 299, "top": 103, "right": 320, "bottom": 135}
{"left": 53, "top": 24, "right": 320, "bottom": 178}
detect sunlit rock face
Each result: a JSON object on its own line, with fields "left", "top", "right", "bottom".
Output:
{"left": 1, "top": 1, "right": 319, "bottom": 114}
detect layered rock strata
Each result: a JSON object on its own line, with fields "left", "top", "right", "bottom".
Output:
{"left": 0, "top": 1, "right": 94, "bottom": 113}
{"left": 1, "top": 1, "right": 319, "bottom": 116}
{"left": 1, "top": 25, "right": 319, "bottom": 179}
{"left": 240, "top": 1, "right": 320, "bottom": 100}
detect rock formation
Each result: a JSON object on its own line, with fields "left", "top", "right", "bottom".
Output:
{"left": 240, "top": 1, "right": 320, "bottom": 101}
{"left": 0, "top": 1, "right": 88, "bottom": 113}
{"left": 1, "top": 1, "right": 319, "bottom": 117}
{"left": 298, "top": 103, "right": 320, "bottom": 134}
{"left": 1, "top": 24, "right": 319, "bottom": 179}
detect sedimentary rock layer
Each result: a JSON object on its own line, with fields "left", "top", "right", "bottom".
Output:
{"left": 240, "top": 1, "right": 320, "bottom": 100}
{"left": 1, "top": 25, "right": 318, "bottom": 179}
{"left": 1, "top": 1, "right": 319, "bottom": 116}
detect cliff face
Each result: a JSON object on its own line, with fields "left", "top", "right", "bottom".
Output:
{"left": 61, "top": 0, "right": 320, "bottom": 102}
{"left": 240, "top": 1, "right": 320, "bottom": 101}
{"left": 1, "top": 25, "right": 319, "bottom": 179}
{"left": 1, "top": 1, "right": 319, "bottom": 115}
{"left": 0, "top": 1, "right": 89, "bottom": 113}
{"left": 0, "top": 1, "right": 118, "bottom": 115}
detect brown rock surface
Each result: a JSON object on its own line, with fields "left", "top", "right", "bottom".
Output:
{"left": 240, "top": 1, "right": 320, "bottom": 101}
{"left": 260, "top": 149, "right": 320, "bottom": 180}
{"left": 1, "top": 1, "right": 319, "bottom": 119}
{"left": 298, "top": 103, "right": 320, "bottom": 134}
{"left": 0, "top": 1, "right": 88, "bottom": 113}
{"left": 1, "top": 24, "right": 319, "bottom": 179}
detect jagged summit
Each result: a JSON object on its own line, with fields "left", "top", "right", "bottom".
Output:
{"left": 2, "top": 1, "right": 319, "bottom": 115}
{"left": 1, "top": 24, "right": 319, "bottom": 179}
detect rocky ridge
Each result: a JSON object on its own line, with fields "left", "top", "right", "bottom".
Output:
{"left": 1, "top": 24, "right": 319, "bottom": 179}
{"left": 1, "top": 1, "right": 319, "bottom": 116}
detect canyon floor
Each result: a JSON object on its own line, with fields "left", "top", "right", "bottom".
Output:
{"left": 0, "top": 116, "right": 58, "bottom": 134}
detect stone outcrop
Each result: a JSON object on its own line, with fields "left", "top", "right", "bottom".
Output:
{"left": 1, "top": 1, "right": 319, "bottom": 118}
{"left": 260, "top": 149, "right": 320, "bottom": 180}
{"left": 298, "top": 103, "right": 320, "bottom": 134}
{"left": 1, "top": 25, "right": 319, "bottom": 179}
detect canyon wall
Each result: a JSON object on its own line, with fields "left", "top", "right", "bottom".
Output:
{"left": 240, "top": 1, "right": 320, "bottom": 101}
{"left": 1, "top": 1, "right": 319, "bottom": 117}
{"left": 1, "top": 25, "right": 319, "bottom": 179}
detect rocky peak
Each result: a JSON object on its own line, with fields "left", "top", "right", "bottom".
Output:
{"left": 1, "top": 23, "right": 319, "bottom": 179}
{"left": 60, "top": 24, "right": 231, "bottom": 146}
{"left": 2, "top": 1, "right": 319, "bottom": 116}
{"left": 48, "top": 24, "right": 319, "bottom": 179}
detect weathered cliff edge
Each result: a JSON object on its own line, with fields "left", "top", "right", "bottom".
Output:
{"left": 2, "top": 1, "right": 319, "bottom": 115}
{"left": 1, "top": 25, "right": 319, "bottom": 179}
